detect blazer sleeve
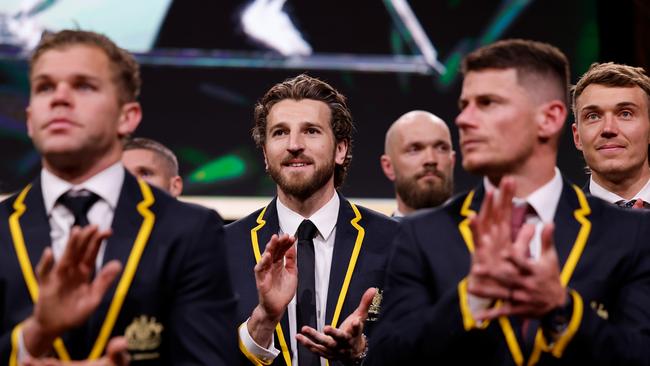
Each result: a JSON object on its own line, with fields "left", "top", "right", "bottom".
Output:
{"left": 556, "top": 221, "right": 650, "bottom": 365}
{"left": 167, "top": 209, "right": 239, "bottom": 366}
{"left": 365, "top": 219, "right": 481, "bottom": 365}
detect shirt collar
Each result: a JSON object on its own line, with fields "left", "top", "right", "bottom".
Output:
{"left": 276, "top": 192, "right": 340, "bottom": 241}
{"left": 41, "top": 162, "right": 125, "bottom": 214}
{"left": 589, "top": 176, "right": 650, "bottom": 204}
{"left": 483, "top": 167, "right": 563, "bottom": 223}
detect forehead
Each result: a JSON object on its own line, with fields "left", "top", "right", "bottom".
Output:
{"left": 31, "top": 45, "right": 112, "bottom": 81}
{"left": 123, "top": 149, "right": 162, "bottom": 167}
{"left": 396, "top": 118, "right": 450, "bottom": 145}
{"left": 267, "top": 99, "right": 332, "bottom": 128}
{"left": 460, "top": 68, "right": 521, "bottom": 98}
{"left": 577, "top": 84, "right": 648, "bottom": 109}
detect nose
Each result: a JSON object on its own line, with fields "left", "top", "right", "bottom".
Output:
{"left": 287, "top": 130, "right": 305, "bottom": 153}
{"left": 455, "top": 104, "right": 475, "bottom": 131}
{"left": 51, "top": 82, "right": 72, "bottom": 107}
{"left": 423, "top": 146, "right": 438, "bottom": 166}
{"left": 600, "top": 113, "right": 619, "bottom": 138}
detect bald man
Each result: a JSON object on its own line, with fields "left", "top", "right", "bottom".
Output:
{"left": 380, "top": 110, "right": 455, "bottom": 216}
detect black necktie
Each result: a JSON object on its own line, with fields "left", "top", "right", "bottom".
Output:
{"left": 295, "top": 219, "right": 319, "bottom": 366}
{"left": 57, "top": 190, "right": 100, "bottom": 227}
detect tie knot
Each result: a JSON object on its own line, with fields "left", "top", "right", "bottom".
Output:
{"left": 616, "top": 199, "right": 644, "bottom": 208}
{"left": 296, "top": 219, "right": 318, "bottom": 241}
{"left": 57, "top": 190, "right": 100, "bottom": 227}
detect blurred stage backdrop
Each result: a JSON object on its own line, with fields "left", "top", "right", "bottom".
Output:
{"left": 1, "top": 0, "right": 648, "bottom": 213}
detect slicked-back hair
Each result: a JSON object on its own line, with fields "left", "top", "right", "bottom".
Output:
{"left": 252, "top": 74, "right": 354, "bottom": 188}
{"left": 123, "top": 137, "right": 179, "bottom": 177}
{"left": 462, "top": 39, "right": 570, "bottom": 104}
{"left": 30, "top": 29, "right": 141, "bottom": 104}
{"left": 572, "top": 62, "right": 650, "bottom": 119}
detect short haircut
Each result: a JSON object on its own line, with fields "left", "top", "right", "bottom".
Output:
{"left": 572, "top": 62, "right": 650, "bottom": 119}
{"left": 462, "top": 39, "right": 570, "bottom": 104}
{"left": 123, "top": 137, "right": 179, "bottom": 176}
{"left": 30, "top": 30, "right": 141, "bottom": 104}
{"left": 252, "top": 74, "right": 354, "bottom": 188}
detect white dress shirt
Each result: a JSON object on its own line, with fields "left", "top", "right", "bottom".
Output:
{"left": 469, "top": 168, "right": 563, "bottom": 316}
{"left": 18, "top": 162, "right": 124, "bottom": 360}
{"left": 589, "top": 176, "right": 650, "bottom": 204}
{"left": 239, "top": 192, "right": 340, "bottom": 366}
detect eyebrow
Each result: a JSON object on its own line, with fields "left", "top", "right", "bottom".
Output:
{"left": 581, "top": 101, "right": 640, "bottom": 112}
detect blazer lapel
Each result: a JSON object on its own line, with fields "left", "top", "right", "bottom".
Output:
{"left": 18, "top": 178, "right": 52, "bottom": 275}
{"left": 325, "top": 195, "right": 358, "bottom": 327}
{"left": 248, "top": 198, "right": 294, "bottom": 364}
{"left": 552, "top": 180, "right": 584, "bottom": 268}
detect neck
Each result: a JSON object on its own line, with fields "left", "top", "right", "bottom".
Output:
{"left": 486, "top": 149, "right": 557, "bottom": 198}
{"left": 42, "top": 147, "right": 121, "bottom": 185}
{"left": 277, "top": 183, "right": 336, "bottom": 218}
{"left": 592, "top": 167, "right": 650, "bottom": 200}
{"left": 395, "top": 195, "right": 415, "bottom": 215}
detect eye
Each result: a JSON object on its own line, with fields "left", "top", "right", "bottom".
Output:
{"left": 584, "top": 112, "right": 600, "bottom": 122}
{"left": 34, "top": 82, "right": 54, "bottom": 94}
{"left": 406, "top": 144, "right": 422, "bottom": 154}
{"left": 476, "top": 97, "right": 494, "bottom": 108}
{"left": 305, "top": 127, "right": 320, "bottom": 134}
{"left": 137, "top": 168, "right": 153, "bottom": 177}
{"left": 271, "top": 129, "right": 287, "bottom": 137}
{"left": 435, "top": 144, "right": 451, "bottom": 153}
{"left": 74, "top": 81, "right": 96, "bottom": 91}
{"left": 619, "top": 110, "right": 633, "bottom": 119}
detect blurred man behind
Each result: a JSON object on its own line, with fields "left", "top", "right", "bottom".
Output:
{"left": 123, "top": 137, "right": 183, "bottom": 197}
{"left": 380, "top": 110, "right": 455, "bottom": 216}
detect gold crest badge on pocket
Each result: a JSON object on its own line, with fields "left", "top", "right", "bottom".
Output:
{"left": 367, "top": 289, "right": 383, "bottom": 322}
{"left": 590, "top": 301, "right": 609, "bottom": 320}
{"left": 125, "top": 315, "right": 164, "bottom": 360}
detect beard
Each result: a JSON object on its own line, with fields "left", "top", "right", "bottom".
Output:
{"left": 395, "top": 166, "right": 454, "bottom": 210}
{"left": 268, "top": 153, "right": 336, "bottom": 201}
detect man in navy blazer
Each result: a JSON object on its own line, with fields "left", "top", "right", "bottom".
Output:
{"left": 366, "top": 39, "right": 650, "bottom": 365}
{"left": 572, "top": 63, "right": 650, "bottom": 209}
{"left": 225, "top": 74, "right": 398, "bottom": 366}
{"left": 0, "top": 30, "right": 238, "bottom": 365}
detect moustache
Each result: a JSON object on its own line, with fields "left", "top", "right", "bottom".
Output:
{"left": 281, "top": 154, "right": 315, "bottom": 165}
{"left": 415, "top": 167, "right": 445, "bottom": 180}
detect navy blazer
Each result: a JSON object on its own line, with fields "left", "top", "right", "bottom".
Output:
{"left": 225, "top": 194, "right": 398, "bottom": 366}
{"left": 366, "top": 179, "right": 650, "bottom": 366}
{"left": 0, "top": 172, "right": 238, "bottom": 365}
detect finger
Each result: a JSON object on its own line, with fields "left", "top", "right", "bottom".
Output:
{"left": 354, "top": 288, "right": 376, "bottom": 318}
{"left": 540, "top": 223, "right": 556, "bottom": 255}
{"left": 324, "top": 322, "right": 356, "bottom": 343}
{"left": 300, "top": 326, "right": 338, "bottom": 348}
{"left": 89, "top": 260, "right": 123, "bottom": 305}
{"left": 295, "top": 333, "right": 332, "bottom": 358}
{"left": 36, "top": 247, "right": 55, "bottom": 283}
{"left": 284, "top": 244, "right": 297, "bottom": 273}
{"left": 106, "top": 336, "right": 130, "bottom": 366}
{"left": 81, "top": 229, "right": 112, "bottom": 276}
{"left": 57, "top": 226, "right": 82, "bottom": 269}
{"left": 273, "top": 234, "right": 296, "bottom": 262}
{"left": 475, "top": 301, "right": 515, "bottom": 321}
{"left": 466, "top": 281, "right": 510, "bottom": 300}
{"left": 71, "top": 226, "right": 99, "bottom": 267}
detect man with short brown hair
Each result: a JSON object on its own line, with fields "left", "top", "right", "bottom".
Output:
{"left": 572, "top": 62, "right": 650, "bottom": 208}
{"left": 123, "top": 137, "right": 183, "bottom": 197}
{"left": 226, "top": 74, "right": 397, "bottom": 366}
{"left": 0, "top": 29, "right": 237, "bottom": 365}
{"left": 367, "top": 39, "right": 650, "bottom": 365}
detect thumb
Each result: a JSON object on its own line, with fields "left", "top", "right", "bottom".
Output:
{"left": 355, "top": 287, "right": 377, "bottom": 318}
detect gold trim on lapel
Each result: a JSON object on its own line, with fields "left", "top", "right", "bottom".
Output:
{"left": 455, "top": 186, "right": 592, "bottom": 366}
{"left": 458, "top": 190, "right": 476, "bottom": 253}
{"left": 249, "top": 205, "right": 292, "bottom": 366}
{"left": 8, "top": 179, "right": 156, "bottom": 361}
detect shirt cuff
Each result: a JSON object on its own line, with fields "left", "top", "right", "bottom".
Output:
{"left": 458, "top": 278, "right": 493, "bottom": 330}
{"left": 238, "top": 319, "right": 280, "bottom": 365}
{"left": 17, "top": 326, "right": 32, "bottom": 363}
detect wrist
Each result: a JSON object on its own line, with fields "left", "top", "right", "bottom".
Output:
{"left": 346, "top": 334, "right": 368, "bottom": 366}
{"left": 22, "top": 316, "right": 58, "bottom": 357}
{"left": 248, "top": 305, "right": 282, "bottom": 348}
{"left": 541, "top": 289, "right": 573, "bottom": 340}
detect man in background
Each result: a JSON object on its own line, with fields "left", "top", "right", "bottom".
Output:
{"left": 572, "top": 62, "right": 650, "bottom": 208}
{"left": 380, "top": 110, "right": 455, "bottom": 216}
{"left": 122, "top": 137, "right": 183, "bottom": 197}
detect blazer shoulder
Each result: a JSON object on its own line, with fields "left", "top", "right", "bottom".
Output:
{"left": 225, "top": 206, "right": 266, "bottom": 231}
